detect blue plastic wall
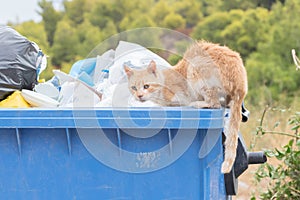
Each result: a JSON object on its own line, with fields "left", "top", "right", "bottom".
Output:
{"left": 0, "top": 108, "right": 226, "bottom": 200}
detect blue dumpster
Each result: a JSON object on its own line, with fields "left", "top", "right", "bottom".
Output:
{"left": 0, "top": 108, "right": 227, "bottom": 199}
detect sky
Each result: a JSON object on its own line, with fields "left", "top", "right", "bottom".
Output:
{"left": 0, "top": 0, "right": 63, "bottom": 25}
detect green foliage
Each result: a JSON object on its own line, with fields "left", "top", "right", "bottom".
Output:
{"left": 150, "top": 1, "right": 172, "bottom": 26}
{"left": 192, "top": 12, "right": 231, "bottom": 42}
{"left": 200, "top": 0, "right": 223, "bottom": 16}
{"left": 128, "top": 15, "right": 156, "bottom": 29}
{"left": 254, "top": 112, "right": 300, "bottom": 199}
{"left": 76, "top": 20, "right": 103, "bottom": 57}
{"left": 126, "top": 29, "right": 161, "bottom": 49}
{"left": 220, "top": 0, "right": 257, "bottom": 11}
{"left": 225, "top": 8, "right": 269, "bottom": 58}
{"left": 245, "top": 0, "right": 300, "bottom": 105}
{"left": 172, "top": 0, "right": 202, "bottom": 28}
{"left": 51, "top": 19, "right": 80, "bottom": 66}
{"left": 168, "top": 54, "right": 182, "bottom": 66}
{"left": 163, "top": 12, "right": 186, "bottom": 30}
{"left": 64, "top": 0, "right": 89, "bottom": 25}
{"left": 38, "top": 0, "right": 62, "bottom": 46}
{"left": 88, "top": 0, "right": 122, "bottom": 30}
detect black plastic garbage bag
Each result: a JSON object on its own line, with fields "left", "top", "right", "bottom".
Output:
{"left": 0, "top": 26, "right": 44, "bottom": 100}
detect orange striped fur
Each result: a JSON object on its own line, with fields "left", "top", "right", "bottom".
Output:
{"left": 124, "top": 40, "right": 248, "bottom": 173}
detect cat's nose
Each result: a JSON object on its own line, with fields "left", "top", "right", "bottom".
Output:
{"left": 137, "top": 94, "right": 143, "bottom": 99}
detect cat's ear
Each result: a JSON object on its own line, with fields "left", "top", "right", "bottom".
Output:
{"left": 147, "top": 60, "right": 157, "bottom": 76}
{"left": 124, "top": 65, "right": 133, "bottom": 78}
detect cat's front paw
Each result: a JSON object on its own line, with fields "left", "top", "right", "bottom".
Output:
{"left": 189, "top": 101, "right": 210, "bottom": 108}
{"left": 210, "top": 102, "right": 222, "bottom": 109}
{"left": 189, "top": 101, "right": 222, "bottom": 109}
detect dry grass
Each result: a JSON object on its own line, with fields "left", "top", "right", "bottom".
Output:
{"left": 233, "top": 98, "right": 300, "bottom": 199}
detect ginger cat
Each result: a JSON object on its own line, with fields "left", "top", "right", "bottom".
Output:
{"left": 124, "top": 40, "right": 248, "bottom": 174}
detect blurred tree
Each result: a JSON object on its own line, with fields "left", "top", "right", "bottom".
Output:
{"left": 246, "top": 53, "right": 283, "bottom": 104}
{"left": 119, "top": 0, "right": 154, "bottom": 14}
{"left": 173, "top": 0, "right": 202, "bottom": 28}
{"left": 150, "top": 1, "right": 172, "bottom": 26}
{"left": 238, "top": 8, "right": 269, "bottom": 57}
{"left": 118, "top": 0, "right": 156, "bottom": 31}
{"left": 219, "top": 0, "right": 257, "bottom": 11}
{"left": 226, "top": 9, "right": 244, "bottom": 21}
{"left": 129, "top": 15, "right": 156, "bottom": 29}
{"left": 199, "top": 0, "right": 280, "bottom": 13}
{"left": 51, "top": 19, "right": 79, "bottom": 67}
{"left": 125, "top": 20, "right": 161, "bottom": 48}
{"left": 88, "top": 0, "right": 123, "bottom": 30}
{"left": 163, "top": 12, "right": 186, "bottom": 30}
{"left": 193, "top": 8, "right": 269, "bottom": 59}
{"left": 220, "top": 8, "right": 269, "bottom": 58}
{"left": 119, "top": 16, "right": 131, "bottom": 31}
{"left": 64, "top": 0, "right": 88, "bottom": 25}
{"left": 257, "top": 0, "right": 285, "bottom": 10}
{"left": 192, "top": 12, "right": 231, "bottom": 42}
{"left": 38, "top": 0, "right": 62, "bottom": 46}
{"left": 76, "top": 20, "right": 103, "bottom": 57}
{"left": 199, "top": 0, "right": 223, "bottom": 16}
{"left": 101, "top": 20, "right": 118, "bottom": 39}
{"left": 246, "top": 0, "right": 300, "bottom": 104}
{"left": 120, "top": 12, "right": 156, "bottom": 31}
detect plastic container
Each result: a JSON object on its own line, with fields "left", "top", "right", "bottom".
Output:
{"left": 95, "top": 69, "right": 109, "bottom": 94}
{"left": 97, "top": 69, "right": 109, "bottom": 83}
{"left": 0, "top": 108, "right": 227, "bottom": 199}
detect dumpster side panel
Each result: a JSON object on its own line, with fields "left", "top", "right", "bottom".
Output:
{"left": 0, "top": 109, "right": 226, "bottom": 200}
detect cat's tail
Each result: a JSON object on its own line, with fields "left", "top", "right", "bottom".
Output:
{"left": 221, "top": 95, "right": 243, "bottom": 174}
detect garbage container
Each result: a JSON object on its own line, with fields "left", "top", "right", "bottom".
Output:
{"left": 0, "top": 108, "right": 230, "bottom": 199}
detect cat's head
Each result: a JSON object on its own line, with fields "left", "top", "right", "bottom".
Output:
{"left": 124, "top": 61, "right": 162, "bottom": 102}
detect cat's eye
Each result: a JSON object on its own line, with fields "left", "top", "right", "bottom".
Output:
{"left": 131, "top": 86, "right": 137, "bottom": 91}
{"left": 144, "top": 84, "right": 150, "bottom": 89}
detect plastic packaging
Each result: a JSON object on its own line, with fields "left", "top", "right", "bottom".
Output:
{"left": 98, "top": 69, "right": 109, "bottom": 83}
{"left": 0, "top": 26, "right": 45, "bottom": 100}
{"left": 34, "top": 83, "right": 59, "bottom": 100}
{"left": 95, "top": 69, "right": 109, "bottom": 94}
{"left": 0, "top": 90, "right": 30, "bottom": 108}
{"left": 69, "top": 57, "right": 96, "bottom": 86}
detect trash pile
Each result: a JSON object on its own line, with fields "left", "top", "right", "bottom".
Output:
{"left": 0, "top": 26, "right": 171, "bottom": 108}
